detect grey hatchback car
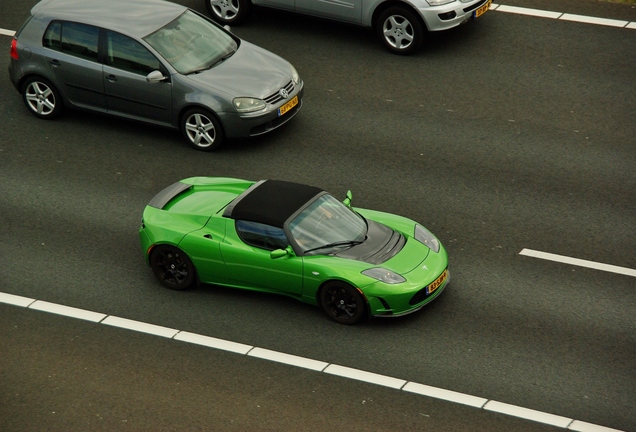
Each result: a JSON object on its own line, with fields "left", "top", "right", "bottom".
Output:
{"left": 8, "top": 0, "right": 304, "bottom": 151}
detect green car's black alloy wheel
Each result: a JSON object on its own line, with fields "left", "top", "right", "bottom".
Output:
{"left": 150, "top": 245, "right": 195, "bottom": 290}
{"left": 320, "top": 281, "right": 366, "bottom": 325}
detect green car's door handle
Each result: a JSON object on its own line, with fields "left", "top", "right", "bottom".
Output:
{"left": 204, "top": 234, "right": 213, "bottom": 239}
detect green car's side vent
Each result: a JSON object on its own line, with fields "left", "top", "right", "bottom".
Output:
{"left": 148, "top": 181, "right": 193, "bottom": 209}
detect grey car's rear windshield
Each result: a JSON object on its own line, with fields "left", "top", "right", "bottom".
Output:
{"left": 143, "top": 10, "right": 236, "bottom": 75}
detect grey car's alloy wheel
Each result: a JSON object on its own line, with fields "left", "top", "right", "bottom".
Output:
{"left": 377, "top": 7, "right": 424, "bottom": 55}
{"left": 205, "top": 0, "right": 250, "bottom": 25}
{"left": 150, "top": 245, "right": 196, "bottom": 290}
{"left": 181, "top": 108, "right": 224, "bottom": 151}
{"left": 22, "top": 76, "right": 63, "bottom": 119}
{"left": 319, "top": 281, "right": 366, "bottom": 325}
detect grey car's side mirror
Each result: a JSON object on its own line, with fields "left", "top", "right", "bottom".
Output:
{"left": 146, "top": 70, "right": 166, "bottom": 83}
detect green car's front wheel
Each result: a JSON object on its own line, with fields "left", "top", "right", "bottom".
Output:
{"left": 150, "top": 245, "right": 196, "bottom": 290}
{"left": 319, "top": 281, "right": 366, "bottom": 325}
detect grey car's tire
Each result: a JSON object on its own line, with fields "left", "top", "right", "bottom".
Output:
{"left": 377, "top": 7, "right": 424, "bottom": 55}
{"left": 150, "top": 245, "right": 196, "bottom": 290}
{"left": 205, "top": 0, "right": 251, "bottom": 25}
{"left": 21, "top": 76, "right": 63, "bottom": 119}
{"left": 319, "top": 281, "right": 367, "bottom": 325}
{"left": 181, "top": 108, "right": 224, "bottom": 151}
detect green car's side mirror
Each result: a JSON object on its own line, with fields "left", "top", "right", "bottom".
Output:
{"left": 343, "top": 190, "right": 352, "bottom": 208}
{"left": 271, "top": 245, "right": 294, "bottom": 259}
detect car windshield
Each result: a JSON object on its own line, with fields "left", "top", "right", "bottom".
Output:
{"left": 289, "top": 194, "right": 367, "bottom": 254}
{"left": 143, "top": 10, "right": 237, "bottom": 75}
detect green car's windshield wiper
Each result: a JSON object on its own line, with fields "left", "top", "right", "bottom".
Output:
{"left": 303, "top": 240, "right": 364, "bottom": 254}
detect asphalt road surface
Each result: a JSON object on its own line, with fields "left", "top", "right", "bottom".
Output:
{"left": 1, "top": 0, "right": 635, "bottom": 431}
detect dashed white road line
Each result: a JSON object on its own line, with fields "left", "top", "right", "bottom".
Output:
{"left": 520, "top": 249, "right": 636, "bottom": 277}
{"left": 0, "top": 4, "right": 635, "bottom": 38}
{"left": 0, "top": 291, "right": 626, "bottom": 432}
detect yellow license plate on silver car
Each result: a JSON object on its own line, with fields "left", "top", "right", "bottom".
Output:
{"left": 474, "top": 0, "right": 491, "bottom": 18}
{"left": 426, "top": 269, "right": 448, "bottom": 295}
{"left": 278, "top": 95, "right": 298, "bottom": 117}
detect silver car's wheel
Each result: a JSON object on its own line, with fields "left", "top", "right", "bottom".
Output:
{"left": 181, "top": 108, "right": 224, "bottom": 151}
{"left": 377, "top": 7, "right": 424, "bottom": 55}
{"left": 205, "top": 0, "right": 250, "bottom": 25}
{"left": 22, "top": 77, "right": 63, "bottom": 119}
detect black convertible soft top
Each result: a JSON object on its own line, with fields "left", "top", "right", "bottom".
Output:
{"left": 223, "top": 180, "right": 324, "bottom": 228}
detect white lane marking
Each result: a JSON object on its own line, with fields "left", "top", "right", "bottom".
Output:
{"left": 0, "top": 29, "right": 15, "bottom": 36}
{"left": 569, "top": 420, "right": 625, "bottom": 432}
{"left": 0, "top": 291, "right": 628, "bottom": 432}
{"left": 0, "top": 292, "right": 35, "bottom": 307}
{"left": 174, "top": 331, "right": 252, "bottom": 354}
{"left": 324, "top": 364, "right": 407, "bottom": 389}
{"left": 29, "top": 300, "right": 107, "bottom": 322}
{"left": 520, "top": 249, "right": 636, "bottom": 277}
{"left": 248, "top": 347, "right": 329, "bottom": 371}
{"left": 628, "top": 22, "right": 636, "bottom": 29}
{"left": 484, "top": 400, "right": 573, "bottom": 428}
{"left": 403, "top": 382, "right": 488, "bottom": 408}
{"left": 560, "top": 13, "right": 629, "bottom": 28}
{"left": 102, "top": 315, "right": 179, "bottom": 338}
{"left": 495, "top": 5, "right": 563, "bottom": 19}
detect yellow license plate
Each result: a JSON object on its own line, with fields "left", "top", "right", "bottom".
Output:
{"left": 474, "top": 0, "right": 491, "bottom": 18}
{"left": 278, "top": 95, "right": 298, "bottom": 117}
{"left": 426, "top": 269, "right": 448, "bottom": 295}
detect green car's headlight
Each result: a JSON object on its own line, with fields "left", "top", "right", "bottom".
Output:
{"left": 290, "top": 64, "right": 300, "bottom": 85}
{"left": 414, "top": 225, "right": 440, "bottom": 253}
{"left": 233, "top": 97, "right": 266, "bottom": 113}
{"left": 362, "top": 268, "right": 406, "bottom": 284}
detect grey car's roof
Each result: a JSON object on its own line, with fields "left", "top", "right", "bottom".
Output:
{"left": 31, "top": 0, "right": 187, "bottom": 38}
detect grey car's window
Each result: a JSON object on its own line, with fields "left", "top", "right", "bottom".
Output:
{"left": 43, "top": 21, "right": 99, "bottom": 61}
{"left": 143, "top": 10, "right": 237, "bottom": 75}
{"left": 236, "top": 220, "right": 288, "bottom": 251}
{"left": 106, "top": 31, "right": 161, "bottom": 75}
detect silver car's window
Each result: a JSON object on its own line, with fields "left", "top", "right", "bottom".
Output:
{"left": 289, "top": 195, "right": 367, "bottom": 254}
{"left": 143, "top": 10, "right": 237, "bottom": 75}
{"left": 106, "top": 31, "right": 161, "bottom": 75}
{"left": 43, "top": 21, "right": 99, "bottom": 61}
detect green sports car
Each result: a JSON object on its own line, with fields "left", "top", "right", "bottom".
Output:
{"left": 140, "top": 177, "right": 449, "bottom": 324}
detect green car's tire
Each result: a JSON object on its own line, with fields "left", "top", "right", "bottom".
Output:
{"left": 319, "top": 281, "right": 366, "bottom": 325}
{"left": 150, "top": 245, "right": 196, "bottom": 290}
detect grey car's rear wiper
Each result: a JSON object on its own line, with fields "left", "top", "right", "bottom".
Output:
{"left": 304, "top": 240, "right": 364, "bottom": 254}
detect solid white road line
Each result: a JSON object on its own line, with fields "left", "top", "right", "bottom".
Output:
{"left": 29, "top": 300, "right": 107, "bottom": 322}
{"left": 569, "top": 420, "right": 625, "bottom": 432}
{"left": 560, "top": 13, "right": 629, "bottom": 28}
{"left": 323, "top": 364, "right": 407, "bottom": 389}
{"left": 248, "top": 347, "right": 329, "bottom": 371}
{"left": 0, "top": 291, "right": 627, "bottom": 432}
{"left": 0, "top": 29, "right": 15, "bottom": 36}
{"left": 174, "top": 331, "right": 253, "bottom": 354}
{"left": 101, "top": 315, "right": 179, "bottom": 338}
{"left": 0, "top": 292, "right": 35, "bottom": 307}
{"left": 484, "top": 400, "right": 573, "bottom": 428}
{"left": 495, "top": 5, "right": 563, "bottom": 19}
{"left": 402, "top": 382, "right": 488, "bottom": 408}
{"left": 519, "top": 249, "right": 636, "bottom": 277}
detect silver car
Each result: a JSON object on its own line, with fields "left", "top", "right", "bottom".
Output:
{"left": 204, "top": 0, "right": 491, "bottom": 55}
{"left": 8, "top": 0, "right": 304, "bottom": 151}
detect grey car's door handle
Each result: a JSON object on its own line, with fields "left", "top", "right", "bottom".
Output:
{"left": 106, "top": 74, "right": 118, "bottom": 82}
{"left": 49, "top": 59, "right": 60, "bottom": 66}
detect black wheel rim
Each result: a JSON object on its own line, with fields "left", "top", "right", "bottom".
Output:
{"left": 323, "top": 285, "right": 359, "bottom": 321}
{"left": 154, "top": 250, "right": 190, "bottom": 287}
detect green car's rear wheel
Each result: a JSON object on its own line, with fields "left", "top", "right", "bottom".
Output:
{"left": 319, "top": 281, "right": 366, "bottom": 325}
{"left": 150, "top": 245, "right": 196, "bottom": 290}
